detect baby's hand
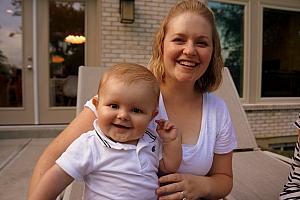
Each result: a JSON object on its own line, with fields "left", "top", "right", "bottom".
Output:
{"left": 155, "top": 119, "right": 178, "bottom": 143}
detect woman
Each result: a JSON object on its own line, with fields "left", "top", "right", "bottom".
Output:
{"left": 28, "top": 1, "right": 237, "bottom": 199}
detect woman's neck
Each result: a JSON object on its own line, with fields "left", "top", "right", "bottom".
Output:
{"left": 160, "top": 81, "right": 202, "bottom": 103}
{"left": 160, "top": 81, "right": 204, "bottom": 145}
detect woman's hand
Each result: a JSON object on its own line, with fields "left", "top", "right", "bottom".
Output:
{"left": 156, "top": 173, "right": 207, "bottom": 200}
{"left": 157, "top": 153, "right": 234, "bottom": 200}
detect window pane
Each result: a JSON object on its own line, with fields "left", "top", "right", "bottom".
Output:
{"left": 0, "top": 0, "right": 22, "bottom": 107}
{"left": 209, "top": 1, "right": 244, "bottom": 97}
{"left": 262, "top": 8, "right": 300, "bottom": 97}
{"left": 49, "top": 0, "right": 85, "bottom": 107}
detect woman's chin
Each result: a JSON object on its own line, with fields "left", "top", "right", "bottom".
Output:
{"left": 174, "top": 74, "right": 195, "bottom": 83}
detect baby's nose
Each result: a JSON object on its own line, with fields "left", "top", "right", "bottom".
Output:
{"left": 117, "top": 110, "right": 129, "bottom": 120}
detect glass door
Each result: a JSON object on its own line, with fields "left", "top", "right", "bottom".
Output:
{"left": 0, "top": 0, "right": 34, "bottom": 124}
{"left": 37, "top": 0, "right": 99, "bottom": 124}
{"left": 0, "top": 0, "right": 99, "bottom": 125}
{"left": 38, "top": 0, "right": 84, "bottom": 124}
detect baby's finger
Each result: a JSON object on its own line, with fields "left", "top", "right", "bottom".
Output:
{"left": 155, "top": 119, "right": 164, "bottom": 124}
{"left": 155, "top": 119, "right": 166, "bottom": 127}
{"left": 164, "top": 121, "right": 175, "bottom": 130}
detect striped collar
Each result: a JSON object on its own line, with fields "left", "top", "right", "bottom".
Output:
{"left": 93, "top": 119, "right": 158, "bottom": 150}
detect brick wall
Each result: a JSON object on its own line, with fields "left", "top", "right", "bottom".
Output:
{"left": 101, "top": 0, "right": 176, "bottom": 68}
{"left": 245, "top": 106, "right": 300, "bottom": 139}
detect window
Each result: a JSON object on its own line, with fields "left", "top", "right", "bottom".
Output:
{"left": 209, "top": 1, "right": 245, "bottom": 97}
{"left": 261, "top": 7, "right": 300, "bottom": 97}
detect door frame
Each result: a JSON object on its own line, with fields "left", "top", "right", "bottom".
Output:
{"left": 0, "top": 0, "right": 100, "bottom": 125}
{"left": 0, "top": 0, "right": 35, "bottom": 125}
{"left": 38, "top": 0, "right": 100, "bottom": 124}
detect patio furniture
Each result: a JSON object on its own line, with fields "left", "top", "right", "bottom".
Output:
{"left": 214, "top": 67, "right": 291, "bottom": 200}
{"left": 62, "top": 66, "right": 292, "bottom": 200}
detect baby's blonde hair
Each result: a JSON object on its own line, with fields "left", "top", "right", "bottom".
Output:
{"left": 148, "top": 0, "right": 223, "bottom": 93}
{"left": 98, "top": 63, "right": 160, "bottom": 105}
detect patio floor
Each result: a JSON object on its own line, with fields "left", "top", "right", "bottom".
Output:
{"left": 0, "top": 138, "right": 54, "bottom": 200}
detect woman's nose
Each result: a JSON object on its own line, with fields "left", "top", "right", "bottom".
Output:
{"left": 183, "top": 42, "right": 196, "bottom": 56}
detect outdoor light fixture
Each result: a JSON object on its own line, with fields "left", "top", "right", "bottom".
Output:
{"left": 120, "top": 0, "right": 135, "bottom": 23}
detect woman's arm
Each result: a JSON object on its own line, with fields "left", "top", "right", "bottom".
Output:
{"left": 28, "top": 164, "right": 74, "bottom": 200}
{"left": 27, "top": 107, "right": 96, "bottom": 197}
{"left": 204, "top": 152, "right": 233, "bottom": 199}
{"left": 156, "top": 152, "right": 233, "bottom": 200}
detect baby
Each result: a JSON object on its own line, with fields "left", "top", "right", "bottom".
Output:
{"left": 29, "top": 63, "right": 182, "bottom": 200}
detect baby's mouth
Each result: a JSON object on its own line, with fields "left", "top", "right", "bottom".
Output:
{"left": 113, "top": 123, "right": 131, "bottom": 129}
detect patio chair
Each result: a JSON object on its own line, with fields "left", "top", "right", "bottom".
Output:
{"left": 214, "top": 67, "right": 291, "bottom": 200}
{"left": 62, "top": 66, "right": 291, "bottom": 200}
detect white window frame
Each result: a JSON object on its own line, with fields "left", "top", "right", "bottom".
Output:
{"left": 255, "top": 0, "right": 300, "bottom": 104}
{"left": 209, "top": 0, "right": 250, "bottom": 103}
{"left": 209, "top": 0, "right": 300, "bottom": 105}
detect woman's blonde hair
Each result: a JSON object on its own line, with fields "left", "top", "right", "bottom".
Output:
{"left": 148, "top": 0, "right": 223, "bottom": 93}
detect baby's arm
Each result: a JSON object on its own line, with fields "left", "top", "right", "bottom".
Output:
{"left": 156, "top": 119, "right": 182, "bottom": 173}
{"left": 28, "top": 164, "right": 74, "bottom": 200}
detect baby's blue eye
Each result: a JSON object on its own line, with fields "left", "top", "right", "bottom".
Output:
{"left": 110, "top": 104, "right": 119, "bottom": 109}
{"left": 132, "top": 108, "right": 143, "bottom": 113}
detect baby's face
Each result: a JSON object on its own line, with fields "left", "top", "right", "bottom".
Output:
{"left": 95, "top": 78, "right": 158, "bottom": 145}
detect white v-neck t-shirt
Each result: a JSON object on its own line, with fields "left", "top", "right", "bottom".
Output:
{"left": 85, "top": 92, "right": 237, "bottom": 176}
{"left": 153, "top": 93, "right": 237, "bottom": 175}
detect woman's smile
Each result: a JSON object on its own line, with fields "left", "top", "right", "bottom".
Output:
{"left": 177, "top": 59, "right": 200, "bottom": 68}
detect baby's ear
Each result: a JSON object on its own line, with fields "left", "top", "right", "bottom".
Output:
{"left": 92, "top": 96, "right": 99, "bottom": 107}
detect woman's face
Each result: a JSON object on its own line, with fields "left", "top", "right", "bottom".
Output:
{"left": 163, "top": 12, "right": 213, "bottom": 85}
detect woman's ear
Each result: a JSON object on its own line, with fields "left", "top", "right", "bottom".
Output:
{"left": 92, "top": 96, "right": 99, "bottom": 108}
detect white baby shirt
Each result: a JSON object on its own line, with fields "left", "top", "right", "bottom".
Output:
{"left": 56, "top": 120, "right": 162, "bottom": 200}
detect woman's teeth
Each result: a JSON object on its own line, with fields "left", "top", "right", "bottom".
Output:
{"left": 178, "top": 60, "right": 197, "bottom": 67}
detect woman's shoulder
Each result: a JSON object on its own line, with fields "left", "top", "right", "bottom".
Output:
{"left": 205, "top": 92, "right": 227, "bottom": 110}
{"left": 204, "top": 93, "right": 231, "bottom": 123}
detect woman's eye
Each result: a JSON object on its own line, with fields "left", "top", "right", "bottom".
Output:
{"left": 172, "top": 38, "right": 184, "bottom": 44}
{"left": 132, "top": 108, "right": 143, "bottom": 113}
{"left": 110, "top": 104, "right": 119, "bottom": 109}
{"left": 196, "top": 40, "right": 208, "bottom": 47}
